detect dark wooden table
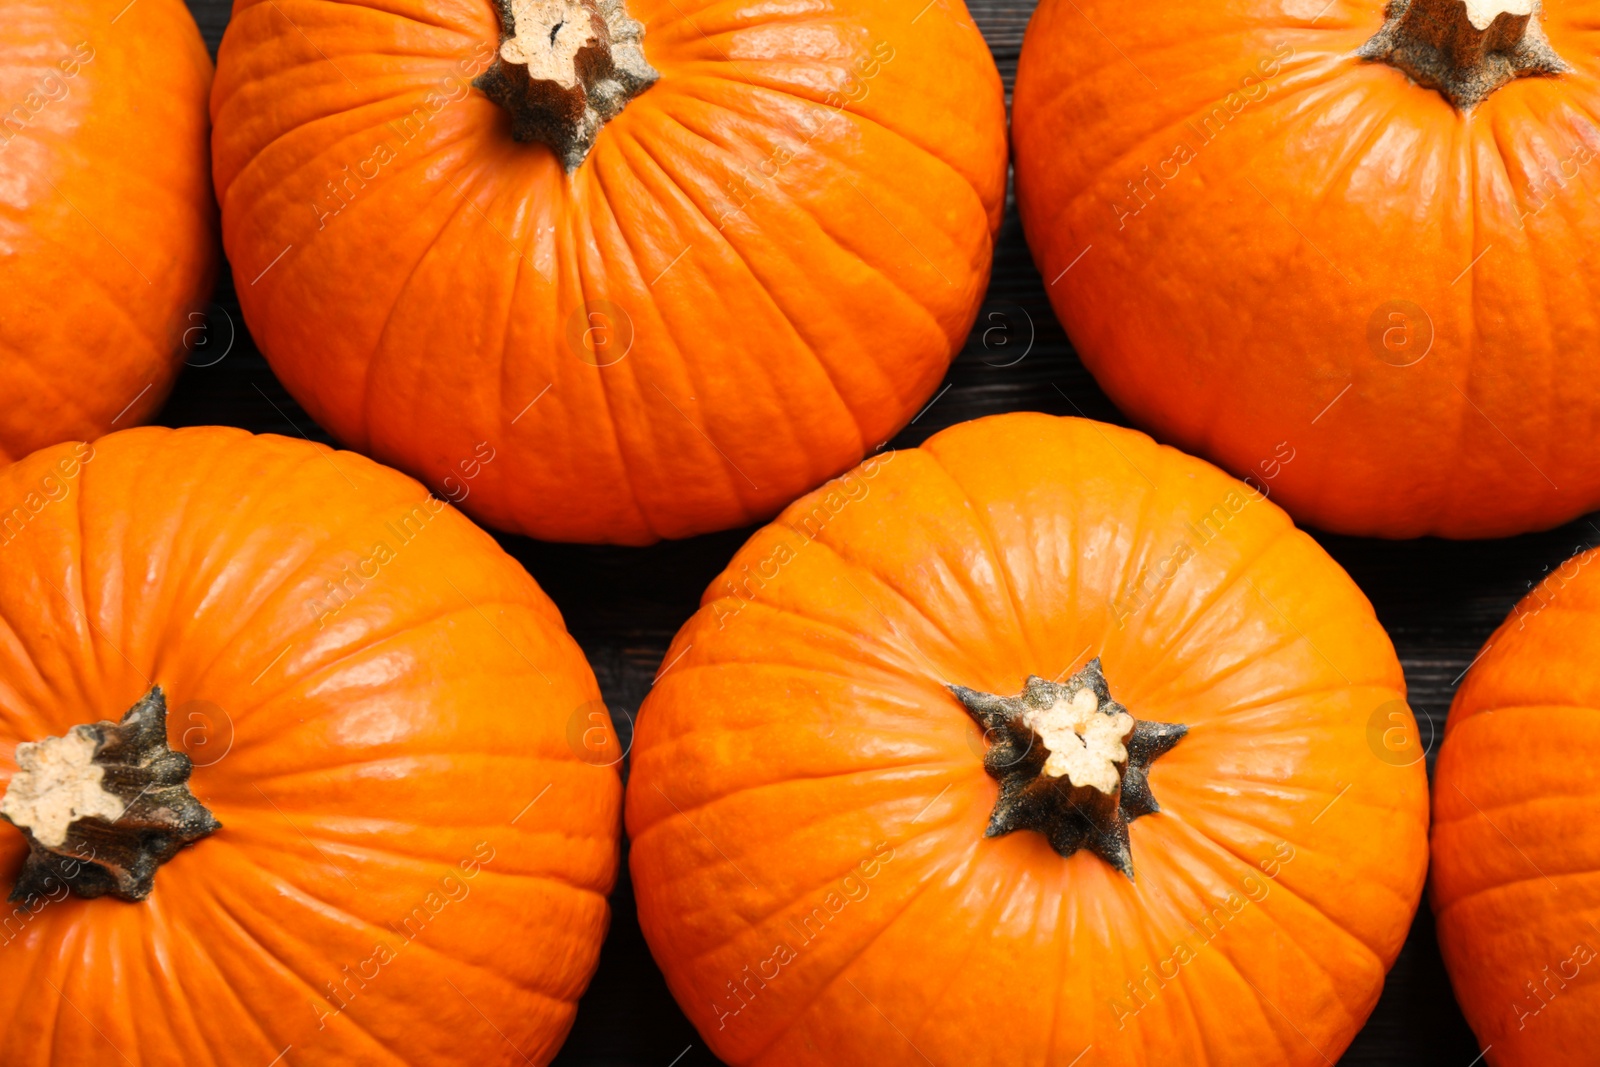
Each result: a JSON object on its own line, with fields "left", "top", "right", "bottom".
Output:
{"left": 171, "top": 0, "right": 1581, "bottom": 1061}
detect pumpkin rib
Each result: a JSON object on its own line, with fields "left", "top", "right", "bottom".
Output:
{"left": 571, "top": 177, "right": 680, "bottom": 538}
{"left": 613, "top": 116, "right": 872, "bottom": 452}
{"left": 151, "top": 442, "right": 368, "bottom": 687}
{"left": 649, "top": 78, "right": 971, "bottom": 410}
{"left": 631, "top": 763, "right": 976, "bottom": 859}
{"left": 920, "top": 447, "right": 1049, "bottom": 669}
{"left": 1119, "top": 521, "right": 1300, "bottom": 700}
{"left": 1171, "top": 804, "right": 1415, "bottom": 957}
{"left": 1432, "top": 854, "right": 1600, "bottom": 918}
{"left": 236, "top": 591, "right": 564, "bottom": 728}
{"left": 357, "top": 170, "right": 491, "bottom": 451}
{"left": 196, "top": 875, "right": 417, "bottom": 1066}
{"left": 792, "top": 516, "right": 1003, "bottom": 680}
{"left": 1017, "top": 46, "right": 1353, "bottom": 246}
{"left": 737, "top": 841, "right": 978, "bottom": 1067}
{"left": 597, "top": 124, "right": 861, "bottom": 474}
{"left": 145, "top": 885, "right": 279, "bottom": 1067}
{"left": 212, "top": 836, "right": 604, "bottom": 1011}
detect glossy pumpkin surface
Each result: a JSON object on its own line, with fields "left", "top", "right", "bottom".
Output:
{"left": 0, "top": 0, "right": 216, "bottom": 465}
{"left": 210, "top": 0, "right": 1007, "bottom": 545}
{"left": 0, "top": 427, "right": 620, "bottom": 1066}
{"left": 1012, "top": 0, "right": 1600, "bottom": 538}
{"left": 1433, "top": 545, "right": 1600, "bottom": 1066}
{"left": 627, "top": 412, "right": 1429, "bottom": 1065}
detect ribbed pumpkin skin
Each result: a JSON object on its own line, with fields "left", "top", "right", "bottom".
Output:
{"left": 1012, "top": 0, "right": 1600, "bottom": 539}
{"left": 0, "top": 0, "right": 216, "bottom": 465}
{"left": 209, "top": 0, "right": 1007, "bottom": 546}
{"left": 0, "top": 428, "right": 620, "bottom": 1067}
{"left": 627, "top": 413, "right": 1429, "bottom": 1066}
{"left": 1433, "top": 548, "right": 1600, "bottom": 1066}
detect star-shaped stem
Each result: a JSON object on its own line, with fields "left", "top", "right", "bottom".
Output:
{"left": 1359, "top": 0, "right": 1568, "bottom": 109}
{"left": 1, "top": 688, "right": 220, "bottom": 903}
{"left": 475, "top": 0, "right": 660, "bottom": 171}
{"left": 951, "top": 658, "right": 1185, "bottom": 880}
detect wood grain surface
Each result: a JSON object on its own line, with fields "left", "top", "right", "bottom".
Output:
{"left": 163, "top": 0, "right": 1580, "bottom": 1061}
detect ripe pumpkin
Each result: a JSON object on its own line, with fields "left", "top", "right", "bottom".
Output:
{"left": 209, "top": 0, "right": 1007, "bottom": 546}
{"left": 1433, "top": 545, "right": 1600, "bottom": 1065}
{"left": 627, "top": 412, "right": 1429, "bottom": 1065}
{"left": 0, "top": 0, "right": 216, "bottom": 465}
{"left": 0, "top": 427, "right": 620, "bottom": 1065}
{"left": 1013, "top": 0, "right": 1600, "bottom": 539}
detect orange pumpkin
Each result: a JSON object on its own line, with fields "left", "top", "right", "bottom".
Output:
{"left": 1433, "top": 545, "right": 1600, "bottom": 1065}
{"left": 209, "top": 0, "right": 1007, "bottom": 546}
{"left": 627, "top": 412, "right": 1429, "bottom": 1065}
{"left": 1012, "top": 0, "right": 1600, "bottom": 539}
{"left": 0, "top": 427, "right": 620, "bottom": 1065}
{"left": 0, "top": 0, "right": 216, "bottom": 465}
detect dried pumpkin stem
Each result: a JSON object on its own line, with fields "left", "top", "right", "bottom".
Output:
{"left": 951, "top": 659, "right": 1186, "bottom": 881}
{"left": 475, "top": 0, "right": 660, "bottom": 171}
{"left": 1359, "top": 0, "right": 1569, "bottom": 109}
{"left": 1, "top": 688, "right": 219, "bottom": 903}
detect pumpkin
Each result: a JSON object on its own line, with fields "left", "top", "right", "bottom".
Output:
{"left": 626, "top": 412, "right": 1429, "bottom": 1065}
{"left": 0, "top": 427, "right": 621, "bottom": 1065}
{"left": 0, "top": 0, "right": 216, "bottom": 466}
{"left": 1012, "top": 0, "right": 1600, "bottom": 539}
{"left": 209, "top": 0, "right": 1007, "bottom": 546}
{"left": 1432, "top": 545, "right": 1600, "bottom": 1065}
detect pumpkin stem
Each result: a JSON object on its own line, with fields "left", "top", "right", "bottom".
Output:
{"left": 1, "top": 688, "right": 219, "bottom": 904}
{"left": 474, "top": 0, "right": 660, "bottom": 171}
{"left": 1358, "top": 0, "right": 1569, "bottom": 109}
{"left": 950, "top": 659, "right": 1185, "bottom": 881}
